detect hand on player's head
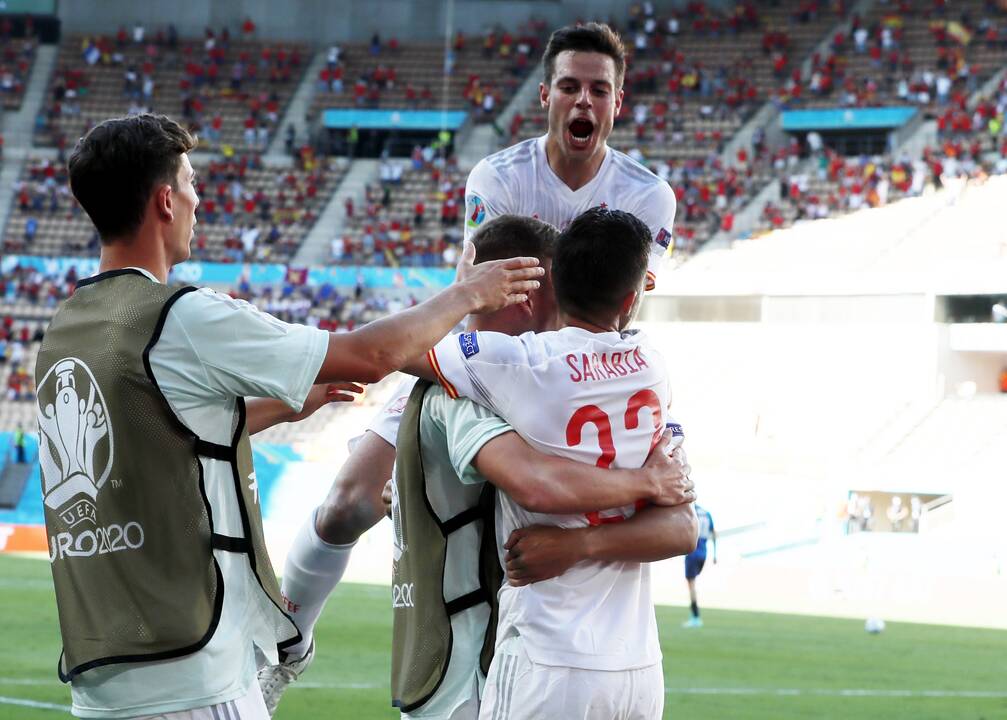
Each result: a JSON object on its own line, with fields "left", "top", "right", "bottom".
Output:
{"left": 455, "top": 240, "right": 544, "bottom": 314}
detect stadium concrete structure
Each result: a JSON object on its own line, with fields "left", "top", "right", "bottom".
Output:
{"left": 0, "top": 0, "right": 1006, "bottom": 696}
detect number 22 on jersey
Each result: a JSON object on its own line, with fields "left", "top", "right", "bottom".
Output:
{"left": 566, "top": 389, "right": 663, "bottom": 526}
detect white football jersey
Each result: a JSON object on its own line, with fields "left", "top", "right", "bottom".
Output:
{"left": 428, "top": 327, "right": 670, "bottom": 671}
{"left": 365, "top": 376, "right": 418, "bottom": 447}
{"left": 464, "top": 136, "right": 677, "bottom": 289}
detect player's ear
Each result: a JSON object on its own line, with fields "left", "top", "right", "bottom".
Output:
{"left": 539, "top": 82, "right": 549, "bottom": 109}
{"left": 155, "top": 183, "right": 173, "bottom": 223}
{"left": 619, "top": 289, "right": 637, "bottom": 316}
{"left": 517, "top": 291, "right": 534, "bottom": 318}
{"left": 614, "top": 85, "right": 624, "bottom": 117}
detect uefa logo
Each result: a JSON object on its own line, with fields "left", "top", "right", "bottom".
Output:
{"left": 37, "top": 358, "right": 114, "bottom": 531}
{"left": 37, "top": 358, "right": 144, "bottom": 561}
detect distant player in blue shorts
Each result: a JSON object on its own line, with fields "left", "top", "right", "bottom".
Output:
{"left": 683, "top": 504, "right": 716, "bottom": 628}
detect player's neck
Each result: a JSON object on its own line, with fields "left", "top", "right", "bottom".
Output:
{"left": 98, "top": 234, "right": 171, "bottom": 284}
{"left": 545, "top": 136, "right": 606, "bottom": 192}
{"left": 560, "top": 310, "right": 619, "bottom": 335}
{"left": 468, "top": 314, "right": 526, "bottom": 336}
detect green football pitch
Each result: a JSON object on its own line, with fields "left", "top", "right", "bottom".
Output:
{"left": 1, "top": 554, "right": 1005, "bottom": 719}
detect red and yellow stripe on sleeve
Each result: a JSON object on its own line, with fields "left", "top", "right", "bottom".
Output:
{"left": 426, "top": 348, "right": 459, "bottom": 399}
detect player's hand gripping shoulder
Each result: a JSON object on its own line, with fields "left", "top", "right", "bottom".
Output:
{"left": 644, "top": 429, "right": 695, "bottom": 506}
{"left": 453, "top": 240, "right": 544, "bottom": 313}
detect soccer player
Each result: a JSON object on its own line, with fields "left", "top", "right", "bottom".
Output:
{"left": 683, "top": 504, "right": 717, "bottom": 628}
{"left": 35, "top": 113, "right": 541, "bottom": 720}
{"left": 265, "top": 20, "right": 680, "bottom": 707}
{"left": 463, "top": 22, "right": 678, "bottom": 290}
{"left": 389, "top": 215, "right": 697, "bottom": 720}
{"left": 420, "top": 208, "right": 679, "bottom": 719}
{"left": 263, "top": 216, "right": 694, "bottom": 716}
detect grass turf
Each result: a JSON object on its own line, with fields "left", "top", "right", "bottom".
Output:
{"left": 1, "top": 554, "right": 1004, "bottom": 719}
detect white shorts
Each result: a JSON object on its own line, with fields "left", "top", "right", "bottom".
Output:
{"left": 478, "top": 637, "right": 664, "bottom": 720}
{"left": 134, "top": 683, "right": 268, "bottom": 720}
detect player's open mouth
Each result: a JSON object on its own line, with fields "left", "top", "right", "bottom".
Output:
{"left": 567, "top": 118, "right": 595, "bottom": 150}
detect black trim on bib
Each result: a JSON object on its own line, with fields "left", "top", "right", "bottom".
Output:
{"left": 58, "top": 285, "right": 222, "bottom": 682}
{"left": 195, "top": 440, "right": 236, "bottom": 462}
{"left": 211, "top": 534, "right": 252, "bottom": 553}
{"left": 226, "top": 397, "right": 303, "bottom": 654}
{"left": 58, "top": 561, "right": 226, "bottom": 682}
{"left": 75, "top": 268, "right": 149, "bottom": 289}
{"left": 445, "top": 589, "right": 488, "bottom": 616}
{"left": 441, "top": 506, "right": 483, "bottom": 534}
{"left": 394, "top": 382, "right": 500, "bottom": 713}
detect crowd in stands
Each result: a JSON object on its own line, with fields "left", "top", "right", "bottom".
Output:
{"left": 0, "top": 260, "right": 424, "bottom": 403}
{"left": 38, "top": 20, "right": 305, "bottom": 153}
{"left": 512, "top": 1, "right": 845, "bottom": 152}
{"left": 788, "top": 0, "right": 1007, "bottom": 110}
{"left": 3, "top": 152, "right": 343, "bottom": 263}
{"left": 0, "top": 18, "right": 37, "bottom": 111}
{"left": 332, "top": 143, "right": 464, "bottom": 267}
{"left": 4, "top": 2, "right": 1007, "bottom": 269}
{"left": 309, "top": 21, "right": 547, "bottom": 123}
{"left": 759, "top": 118, "right": 1004, "bottom": 232}
{"left": 0, "top": 265, "right": 68, "bottom": 402}
{"left": 188, "top": 149, "right": 341, "bottom": 262}
{"left": 231, "top": 279, "right": 419, "bottom": 332}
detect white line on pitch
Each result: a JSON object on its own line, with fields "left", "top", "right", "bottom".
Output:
{"left": 0, "top": 695, "right": 72, "bottom": 712}
{"left": 293, "top": 684, "right": 1007, "bottom": 698}
{"left": 0, "top": 678, "right": 53, "bottom": 686}
{"left": 668, "top": 688, "right": 1007, "bottom": 698}
{"left": 4, "top": 678, "right": 1005, "bottom": 700}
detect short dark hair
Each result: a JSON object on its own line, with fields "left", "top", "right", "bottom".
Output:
{"left": 471, "top": 215, "right": 558, "bottom": 264}
{"left": 543, "top": 23, "right": 626, "bottom": 88}
{"left": 552, "top": 207, "right": 650, "bottom": 320}
{"left": 68, "top": 114, "right": 197, "bottom": 241}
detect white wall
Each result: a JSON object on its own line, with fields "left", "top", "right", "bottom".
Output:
{"left": 936, "top": 325, "right": 1007, "bottom": 395}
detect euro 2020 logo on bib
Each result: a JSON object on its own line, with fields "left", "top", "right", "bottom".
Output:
{"left": 37, "top": 358, "right": 144, "bottom": 561}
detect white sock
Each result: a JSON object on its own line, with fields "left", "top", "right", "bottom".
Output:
{"left": 280, "top": 508, "right": 355, "bottom": 659}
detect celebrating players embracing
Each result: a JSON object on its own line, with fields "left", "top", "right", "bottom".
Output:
{"left": 423, "top": 208, "right": 685, "bottom": 719}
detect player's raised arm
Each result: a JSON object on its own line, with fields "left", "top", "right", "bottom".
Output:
{"left": 504, "top": 503, "right": 699, "bottom": 587}
{"left": 472, "top": 428, "right": 694, "bottom": 514}
{"left": 315, "top": 245, "right": 542, "bottom": 384}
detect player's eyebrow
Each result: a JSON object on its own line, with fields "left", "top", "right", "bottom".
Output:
{"left": 557, "top": 75, "right": 612, "bottom": 89}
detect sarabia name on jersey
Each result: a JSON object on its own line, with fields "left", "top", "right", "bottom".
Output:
{"left": 565, "top": 348, "right": 650, "bottom": 383}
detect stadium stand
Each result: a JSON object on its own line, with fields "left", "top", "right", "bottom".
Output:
{"left": 307, "top": 23, "right": 547, "bottom": 124}
{"left": 512, "top": 3, "right": 844, "bottom": 156}
{"left": 333, "top": 149, "right": 464, "bottom": 266}
{"left": 2, "top": 152, "right": 347, "bottom": 262}
{"left": 796, "top": 0, "right": 1007, "bottom": 113}
{"left": 502, "top": 2, "right": 845, "bottom": 248}
{"left": 36, "top": 26, "right": 308, "bottom": 153}
{"left": 0, "top": 29, "right": 36, "bottom": 111}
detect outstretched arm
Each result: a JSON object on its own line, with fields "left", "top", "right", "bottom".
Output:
{"left": 504, "top": 503, "right": 699, "bottom": 587}
{"left": 471, "top": 429, "right": 694, "bottom": 514}
{"left": 315, "top": 245, "right": 542, "bottom": 384}
{"left": 246, "top": 382, "right": 363, "bottom": 435}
